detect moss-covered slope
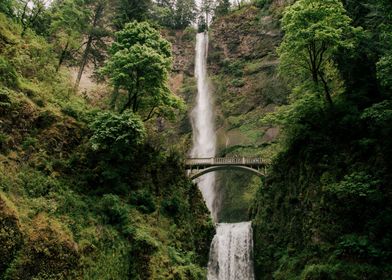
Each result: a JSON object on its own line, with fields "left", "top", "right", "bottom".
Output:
{"left": 0, "top": 13, "right": 213, "bottom": 280}
{"left": 207, "top": 4, "right": 288, "bottom": 222}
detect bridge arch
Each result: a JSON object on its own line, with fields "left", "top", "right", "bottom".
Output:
{"left": 189, "top": 165, "right": 265, "bottom": 180}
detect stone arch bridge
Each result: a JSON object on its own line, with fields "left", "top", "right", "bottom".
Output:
{"left": 185, "top": 157, "right": 267, "bottom": 180}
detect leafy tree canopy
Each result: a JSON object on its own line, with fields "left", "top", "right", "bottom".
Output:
{"left": 0, "top": 0, "right": 14, "bottom": 17}
{"left": 102, "top": 21, "right": 184, "bottom": 120}
{"left": 278, "top": 0, "right": 362, "bottom": 104}
{"left": 112, "top": 0, "right": 152, "bottom": 30}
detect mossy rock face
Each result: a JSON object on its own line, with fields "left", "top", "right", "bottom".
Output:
{"left": 6, "top": 214, "right": 81, "bottom": 280}
{"left": 0, "top": 195, "right": 23, "bottom": 277}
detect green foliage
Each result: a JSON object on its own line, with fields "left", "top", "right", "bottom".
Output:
{"left": 151, "top": 0, "right": 197, "bottom": 29}
{"left": 254, "top": 0, "right": 272, "bottom": 9}
{"left": 4, "top": 214, "right": 81, "bottom": 280}
{"left": 49, "top": 0, "right": 88, "bottom": 70}
{"left": 377, "top": 54, "right": 392, "bottom": 89}
{"left": 278, "top": 0, "right": 361, "bottom": 104}
{"left": 112, "top": 0, "right": 152, "bottom": 30}
{"left": 173, "top": 0, "right": 197, "bottom": 29}
{"left": 0, "top": 56, "right": 18, "bottom": 88}
{"left": 103, "top": 21, "right": 184, "bottom": 118}
{"left": 335, "top": 234, "right": 383, "bottom": 261}
{"left": 89, "top": 110, "right": 146, "bottom": 153}
{"left": 324, "top": 172, "right": 381, "bottom": 200}
{"left": 300, "top": 264, "right": 334, "bottom": 280}
{"left": 99, "top": 194, "right": 131, "bottom": 227}
{"left": 130, "top": 189, "right": 156, "bottom": 214}
{"left": 361, "top": 100, "right": 392, "bottom": 126}
{"left": 0, "top": 195, "right": 23, "bottom": 278}
{"left": 17, "top": 169, "right": 61, "bottom": 198}
{"left": 161, "top": 195, "right": 183, "bottom": 217}
{"left": 10, "top": 34, "right": 57, "bottom": 82}
{"left": 215, "top": 0, "right": 231, "bottom": 16}
{"left": 182, "top": 26, "right": 197, "bottom": 41}
{"left": 231, "top": 78, "right": 245, "bottom": 87}
{"left": 0, "top": 5, "right": 213, "bottom": 279}
{"left": 0, "top": 0, "right": 14, "bottom": 17}
{"left": 221, "top": 59, "right": 244, "bottom": 77}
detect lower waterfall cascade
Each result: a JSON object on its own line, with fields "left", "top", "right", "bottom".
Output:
{"left": 207, "top": 222, "right": 255, "bottom": 280}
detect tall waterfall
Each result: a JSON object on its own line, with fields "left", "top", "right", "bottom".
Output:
{"left": 208, "top": 222, "right": 255, "bottom": 280}
{"left": 190, "top": 32, "right": 255, "bottom": 280}
{"left": 191, "top": 32, "right": 218, "bottom": 221}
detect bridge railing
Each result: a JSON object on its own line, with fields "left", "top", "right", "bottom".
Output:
{"left": 185, "top": 157, "right": 265, "bottom": 167}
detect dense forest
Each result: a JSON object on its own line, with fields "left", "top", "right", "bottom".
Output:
{"left": 0, "top": 0, "right": 391, "bottom": 279}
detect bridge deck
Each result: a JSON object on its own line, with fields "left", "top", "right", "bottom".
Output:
{"left": 185, "top": 157, "right": 265, "bottom": 168}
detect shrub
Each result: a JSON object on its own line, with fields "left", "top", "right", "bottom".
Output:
{"left": 18, "top": 169, "right": 61, "bottom": 197}
{"left": 324, "top": 172, "right": 381, "bottom": 201}
{"left": 0, "top": 56, "right": 18, "bottom": 88}
{"left": 35, "top": 110, "right": 57, "bottom": 129}
{"left": 300, "top": 264, "right": 335, "bottom": 280}
{"left": 0, "top": 133, "right": 10, "bottom": 153}
{"left": 231, "top": 78, "right": 245, "bottom": 87}
{"left": 0, "top": 195, "right": 23, "bottom": 277}
{"left": 255, "top": 0, "right": 272, "bottom": 9}
{"left": 89, "top": 110, "right": 146, "bottom": 155}
{"left": 99, "top": 194, "right": 130, "bottom": 227}
{"left": 161, "top": 196, "right": 183, "bottom": 217}
{"left": 130, "top": 190, "right": 156, "bottom": 214}
{"left": 335, "top": 235, "right": 383, "bottom": 261}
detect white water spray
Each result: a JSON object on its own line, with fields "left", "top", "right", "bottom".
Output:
{"left": 208, "top": 222, "right": 255, "bottom": 280}
{"left": 191, "top": 32, "right": 217, "bottom": 221}
{"left": 190, "top": 32, "right": 255, "bottom": 279}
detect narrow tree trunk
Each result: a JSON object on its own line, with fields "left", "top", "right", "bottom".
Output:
{"left": 110, "top": 85, "right": 120, "bottom": 110}
{"left": 132, "top": 77, "right": 140, "bottom": 112}
{"left": 56, "top": 41, "right": 69, "bottom": 72}
{"left": 74, "top": 3, "right": 104, "bottom": 89}
{"left": 319, "top": 72, "right": 333, "bottom": 106}
{"left": 20, "top": 2, "right": 29, "bottom": 36}
{"left": 74, "top": 36, "right": 92, "bottom": 89}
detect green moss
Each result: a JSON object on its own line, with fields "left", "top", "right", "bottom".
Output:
{"left": 0, "top": 194, "right": 23, "bottom": 278}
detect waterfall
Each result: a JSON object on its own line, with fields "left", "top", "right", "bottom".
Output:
{"left": 190, "top": 32, "right": 255, "bottom": 279}
{"left": 208, "top": 222, "right": 255, "bottom": 280}
{"left": 191, "top": 32, "right": 218, "bottom": 221}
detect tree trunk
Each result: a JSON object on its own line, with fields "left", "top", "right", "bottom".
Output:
{"left": 319, "top": 71, "right": 333, "bottom": 106}
{"left": 132, "top": 75, "right": 140, "bottom": 113}
{"left": 74, "top": 36, "right": 92, "bottom": 89}
{"left": 74, "top": 3, "right": 104, "bottom": 89}
{"left": 110, "top": 85, "right": 120, "bottom": 110}
{"left": 56, "top": 41, "right": 69, "bottom": 72}
{"left": 20, "top": 2, "right": 29, "bottom": 36}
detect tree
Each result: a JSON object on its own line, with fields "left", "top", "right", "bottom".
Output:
{"left": 49, "top": 0, "right": 88, "bottom": 72}
{"left": 215, "top": 0, "right": 231, "bottom": 17}
{"left": 173, "top": 0, "right": 197, "bottom": 29}
{"left": 15, "top": 0, "right": 49, "bottom": 36}
{"left": 0, "top": 0, "right": 14, "bottom": 17}
{"left": 102, "top": 21, "right": 183, "bottom": 120}
{"left": 112, "top": 0, "right": 152, "bottom": 30}
{"left": 74, "top": 0, "right": 111, "bottom": 89}
{"left": 150, "top": 0, "right": 196, "bottom": 29}
{"left": 199, "top": 0, "right": 215, "bottom": 29}
{"left": 373, "top": 1, "right": 392, "bottom": 90}
{"left": 278, "top": 0, "right": 361, "bottom": 105}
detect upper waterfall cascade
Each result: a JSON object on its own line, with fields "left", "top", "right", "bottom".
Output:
{"left": 190, "top": 32, "right": 218, "bottom": 221}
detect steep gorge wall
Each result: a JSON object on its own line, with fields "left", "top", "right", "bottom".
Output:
{"left": 207, "top": 5, "right": 288, "bottom": 222}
